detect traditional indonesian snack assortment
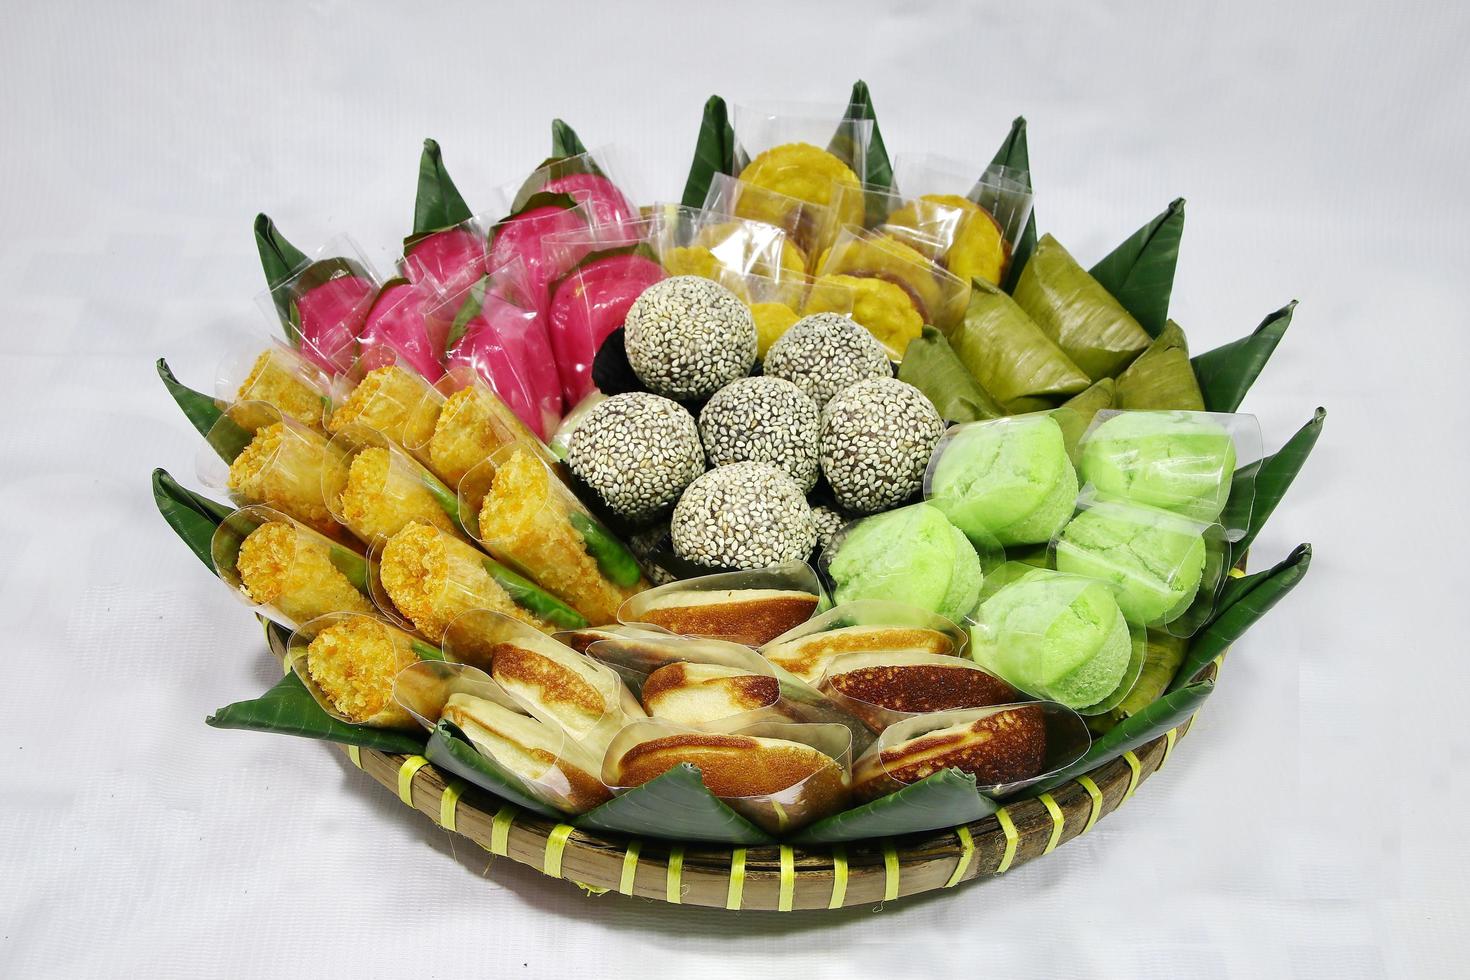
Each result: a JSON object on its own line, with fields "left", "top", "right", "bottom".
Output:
{"left": 157, "top": 93, "right": 1317, "bottom": 851}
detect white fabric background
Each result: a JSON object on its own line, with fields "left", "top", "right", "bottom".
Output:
{"left": 1, "top": 1, "right": 1463, "bottom": 976}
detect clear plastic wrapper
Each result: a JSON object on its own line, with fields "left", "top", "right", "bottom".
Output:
{"left": 215, "top": 341, "right": 331, "bottom": 432}
{"left": 540, "top": 220, "right": 666, "bottom": 406}
{"left": 440, "top": 608, "right": 643, "bottom": 754}
{"left": 816, "top": 225, "right": 971, "bottom": 356}
{"left": 817, "top": 651, "right": 1021, "bottom": 733}
{"left": 354, "top": 274, "right": 452, "bottom": 383}
{"left": 211, "top": 504, "right": 379, "bottom": 628}
{"left": 646, "top": 203, "right": 794, "bottom": 282}
{"left": 759, "top": 599, "right": 968, "bottom": 684}
{"left": 400, "top": 214, "right": 490, "bottom": 293}
{"left": 393, "top": 660, "right": 610, "bottom": 815}
{"left": 819, "top": 504, "right": 1002, "bottom": 627}
{"left": 922, "top": 411, "right": 1080, "bottom": 549}
{"left": 254, "top": 234, "right": 380, "bottom": 375}
{"left": 968, "top": 567, "right": 1146, "bottom": 709}
{"left": 426, "top": 260, "right": 560, "bottom": 440}
{"left": 459, "top": 445, "right": 647, "bottom": 625}
{"left": 849, "top": 702, "right": 1090, "bottom": 803}
{"left": 325, "top": 354, "right": 445, "bottom": 465}
{"left": 602, "top": 718, "right": 852, "bottom": 834}
{"left": 702, "top": 172, "right": 834, "bottom": 269}
{"left": 427, "top": 376, "right": 560, "bottom": 492}
{"left": 710, "top": 266, "right": 856, "bottom": 358}
{"left": 617, "top": 561, "right": 827, "bottom": 647}
{"left": 1052, "top": 494, "right": 1228, "bottom": 638}
{"left": 323, "top": 423, "right": 469, "bottom": 547}
{"left": 510, "top": 147, "right": 640, "bottom": 230}
{"left": 548, "top": 391, "right": 604, "bottom": 460}
{"left": 198, "top": 401, "right": 349, "bottom": 540}
{"left": 892, "top": 154, "right": 1035, "bottom": 287}
{"left": 1076, "top": 409, "right": 1264, "bottom": 534}
{"left": 731, "top": 101, "right": 871, "bottom": 239}
{"left": 285, "top": 612, "right": 440, "bottom": 729}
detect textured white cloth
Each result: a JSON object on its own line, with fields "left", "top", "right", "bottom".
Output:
{"left": 1, "top": 1, "right": 1462, "bottom": 976}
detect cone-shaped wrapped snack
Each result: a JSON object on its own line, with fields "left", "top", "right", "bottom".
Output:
{"left": 227, "top": 344, "right": 329, "bottom": 431}
{"left": 618, "top": 563, "right": 825, "bottom": 647}
{"left": 326, "top": 363, "right": 442, "bottom": 458}
{"left": 327, "top": 427, "right": 467, "bottom": 547}
{"left": 924, "top": 413, "right": 1079, "bottom": 548}
{"left": 440, "top": 693, "right": 613, "bottom": 814}
{"left": 945, "top": 279, "right": 1090, "bottom": 410}
{"left": 1115, "top": 320, "right": 1205, "bottom": 411}
{"left": 379, "top": 522, "right": 548, "bottom": 641}
{"left": 640, "top": 662, "right": 781, "bottom": 727}
{"left": 213, "top": 506, "right": 375, "bottom": 627}
{"left": 469, "top": 447, "right": 647, "bottom": 625}
{"left": 428, "top": 381, "right": 558, "bottom": 493}
{"left": 818, "top": 651, "right": 1019, "bottom": 733}
{"left": 760, "top": 600, "right": 967, "bottom": 685}
{"left": 288, "top": 613, "right": 432, "bottom": 729}
{"left": 1012, "top": 235, "right": 1152, "bottom": 380}
{"left": 219, "top": 408, "right": 347, "bottom": 538}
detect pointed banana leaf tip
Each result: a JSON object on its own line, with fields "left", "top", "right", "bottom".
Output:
{"left": 1313, "top": 406, "right": 1327, "bottom": 422}
{"left": 1170, "top": 197, "right": 1186, "bottom": 213}
{"left": 155, "top": 356, "right": 171, "bottom": 378}
{"left": 422, "top": 137, "right": 441, "bottom": 156}
{"left": 253, "top": 213, "right": 272, "bottom": 233}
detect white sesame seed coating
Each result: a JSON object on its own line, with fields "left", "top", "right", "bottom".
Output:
{"left": 624, "top": 276, "right": 757, "bottom": 400}
{"left": 670, "top": 461, "right": 816, "bottom": 570}
{"left": 809, "top": 504, "right": 851, "bottom": 554}
{"left": 567, "top": 392, "right": 706, "bottom": 524}
{"left": 763, "top": 313, "right": 891, "bottom": 409}
{"left": 698, "top": 377, "right": 820, "bottom": 491}
{"left": 819, "top": 378, "right": 944, "bottom": 514}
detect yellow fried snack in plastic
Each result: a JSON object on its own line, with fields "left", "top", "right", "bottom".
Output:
{"left": 736, "top": 143, "right": 862, "bottom": 251}
{"left": 809, "top": 274, "right": 922, "bottom": 358}
{"left": 751, "top": 301, "right": 801, "bottom": 357}
{"left": 661, "top": 244, "right": 719, "bottom": 280}
{"left": 922, "top": 194, "right": 1008, "bottom": 286}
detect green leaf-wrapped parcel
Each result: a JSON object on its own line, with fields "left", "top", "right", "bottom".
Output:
{"left": 897, "top": 326, "right": 1006, "bottom": 422}
{"left": 680, "top": 95, "right": 736, "bottom": 209}
{"left": 946, "top": 278, "right": 1090, "bottom": 409}
{"left": 1191, "top": 300, "right": 1296, "bottom": 413}
{"left": 989, "top": 116, "right": 1037, "bottom": 292}
{"left": 1012, "top": 234, "right": 1153, "bottom": 381}
{"left": 1088, "top": 198, "right": 1186, "bottom": 338}
{"left": 1115, "top": 320, "right": 1205, "bottom": 411}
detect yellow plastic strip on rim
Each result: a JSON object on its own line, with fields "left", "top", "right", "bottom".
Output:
{"left": 944, "top": 826, "right": 975, "bottom": 887}
{"left": 543, "top": 823, "right": 574, "bottom": 878}
{"left": 618, "top": 841, "right": 641, "bottom": 896}
{"left": 347, "top": 744, "right": 362, "bottom": 769}
{"left": 439, "top": 780, "right": 464, "bottom": 831}
{"left": 778, "top": 845, "right": 795, "bottom": 912}
{"left": 882, "top": 844, "right": 900, "bottom": 901}
{"left": 994, "top": 807, "right": 1019, "bottom": 874}
{"left": 1123, "top": 751, "right": 1143, "bottom": 800}
{"left": 666, "top": 846, "right": 685, "bottom": 905}
{"left": 828, "top": 847, "right": 848, "bottom": 909}
{"left": 1078, "top": 776, "right": 1104, "bottom": 833}
{"left": 725, "top": 848, "right": 747, "bottom": 910}
{"left": 397, "top": 755, "right": 429, "bottom": 807}
{"left": 490, "top": 805, "right": 515, "bottom": 856}
{"left": 1160, "top": 727, "right": 1179, "bottom": 769}
{"left": 1039, "top": 794, "right": 1065, "bottom": 855}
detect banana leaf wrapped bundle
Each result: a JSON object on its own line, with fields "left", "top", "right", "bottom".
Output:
{"left": 1114, "top": 320, "right": 1206, "bottom": 410}
{"left": 945, "top": 278, "right": 1090, "bottom": 411}
{"left": 1012, "top": 234, "right": 1152, "bottom": 380}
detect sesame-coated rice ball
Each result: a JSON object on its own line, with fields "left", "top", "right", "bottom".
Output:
{"left": 671, "top": 462, "right": 816, "bottom": 570}
{"left": 809, "top": 504, "right": 852, "bottom": 554}
{"left": 699, "top": 377, "right": 820, "bottom": 491}
{"left": 820, "top": 378, "right": 944, "bottom": 514}
{"left": 763, "top": 313, "right": 891, "bottom": 409}
{"left": 624, "top": 276, "right": 757, "bottom": 400}
{"left": 567, "top": 393, "right": 706, "bottom": 525}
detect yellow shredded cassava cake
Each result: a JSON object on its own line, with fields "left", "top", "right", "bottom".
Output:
{"left": 379, "top": 521, "right": 540, "bottom": 642}
{"left": 236, "top": 520, "right": 373, "bottom": 622}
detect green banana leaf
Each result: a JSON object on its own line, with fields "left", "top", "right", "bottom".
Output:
{"left": 989, "top": 117, "right": 1036, "bottom": 293}
{"left": 679, "top": 95, "right": 736, "bottom": 209}
{"left": 790, "top": 769, "right": 996, "bottom": 844}
{"left": 575, "top": 763, "right": 772, "bottom": 845}
{"left": 253, "top": 213, "right": 309, "bottom": 325}
{"left": 1226, "top": 409, "right": 1326, "bottom": 566}
{"left": 1088, "top": 198, "right": 1185, "bottom": 338}
{"left": 841, "top": 80, "right": 893, "bottom": 192}
{"left": 897, "top": 326, "right": 1006, "bottom": 422}
{"left": 1114, "top": 320, "right": 1205, "bottom": 410}
{"left": 424, "top": 721, "right": 565, "bottom": 819}
{"left": 152, "top": 468, "right": 233, "bottom": 572}
{"left": 410, "top": 138, "right": 473, "bottom": 239}
{"left": 157, "top": 358, "right": 250, "bottom": 462}
{"left": 550, "top": 118, "right": 588, "bottom": 159}
{"left": 1055, "top": 378, "right": 1116, "bottom": 458}
{"left": 1169, "top": 544, "right": 1311, "bottom": 693}
{"left": 1021, "top": 679, "right": 1215, "bottom": 798}
{"left": 1191, "top": 300, "right": 1296, "bottom": 412}
{"left": 949, "top": 278, "right": 1090, "bottom": 406}
{"left": 1013, "top": 234, "right": 1153, "bottom": 380}
{"left": 207, "top": 666, "right": 426, "bottom": 755}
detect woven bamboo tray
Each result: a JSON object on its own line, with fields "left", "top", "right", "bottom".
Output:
{"left": 289, "top": 619, "right": 1220, "bottom": 912}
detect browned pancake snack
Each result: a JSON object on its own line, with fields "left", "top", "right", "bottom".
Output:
{"left": 818, "top": 652, "right": 1018, "bottom": 730}
{"left": 851, "top": 705, "right": 1046, "bottom": 803}
{"left": 640, "top": 662, "right": 781, "bottom": 726}
{"left": 616, "top": 731, "right": 846, "bottom": 811}
{"left": 762, "top": 624, "right": 955, "bottom": 684}
{"left": 635, "top": 588, "right": 819, "bottom": 646}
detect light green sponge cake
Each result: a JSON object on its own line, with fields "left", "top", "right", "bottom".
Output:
{"left": 927, "top": 414, "right": 1079, "bottom": 548}
{"left": 1054, "top": 502, "right": 1208, "bottom": 624}
{"left": 827, "top": 504, "right": 981, "bottom": 621}
{"left": 968, "top": 568, "right": 1131, "bottom": 708}
{"left": 1079, "top": 410, "right": 1237, "bottom": 523}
